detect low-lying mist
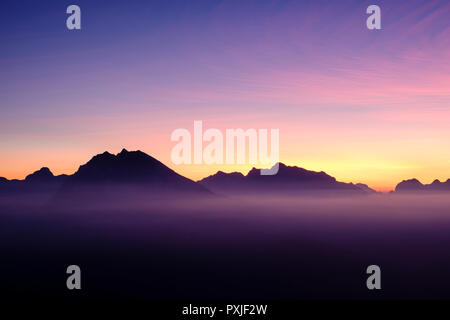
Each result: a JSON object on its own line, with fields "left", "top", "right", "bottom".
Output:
{"left": 1, "top": 192, "right": 450, "bottom": 300}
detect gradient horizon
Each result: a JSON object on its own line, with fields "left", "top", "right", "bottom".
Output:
{"left": 1, "top": 0, "right": 449, "bottom": 192}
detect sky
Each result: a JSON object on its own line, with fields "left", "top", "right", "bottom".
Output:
{"left": 0, "top": 0, "right": 449, "bottom": 191}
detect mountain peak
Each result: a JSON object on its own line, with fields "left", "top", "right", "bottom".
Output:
{"left": 116, "top": 149, "right": 148, "bottom": 159}
{"left": 246, "top": 163, "right": 336, "bottom": 183}
{"left": 118, "top": 148, "right": 129, "bottom": 155}
{"left": 395, "top": 177, "right": 450, "bottom": 193}
{"left": 67, "top": 149, "right": 208, "bottom": 192}
{"left": 92, "top": 151, "right": 115, "bottom": 160}
{"left": 25, "top": 167, "right": 54, "bottom": 183}
{"left": 395, "top": 178, "right": 424, "bottom": 192}
{"left": 53, "top": 149, "right": 211, "bottom": 201}
{"left": 199, "top": 162, "right": 364, "bottom": 196}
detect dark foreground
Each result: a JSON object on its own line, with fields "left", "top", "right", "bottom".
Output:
{"left": 1, "top": 193, "right": 450, "bottom": 301}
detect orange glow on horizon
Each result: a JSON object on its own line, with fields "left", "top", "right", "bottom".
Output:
{"left": 2, "top": 146, "right": 449, "bottom": 194}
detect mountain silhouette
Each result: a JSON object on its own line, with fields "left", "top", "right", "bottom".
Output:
{"left": 395, "top": 179, "right": 424, "bottom": 192}
{"left": 68, "top": 149, "right": 202, "bottom": 187}
{"left": 54, "top": 149, "right": 211, "bottom": 204}
{"left": 395, "top": 178, "right": 450, "bottom": 193}
{"left": 3, "top": 149, "right": 449, "bottom": 201}
{"left": 25, "top": 167, "right": 54, "bottom": 182}
{"left": 0, "top": 167, "right": 67, "bottom": 196}
{"left": 429, "top": 179, "right": 450, "bottom": 191}
{"left": 0, "top": 149, "right": 211, "bottom": 207}
{"left": 199, "top": 163, "right": 375, "bottom": 196}
{"left": 355, "top": 183, "right": 377, "bottom": 194}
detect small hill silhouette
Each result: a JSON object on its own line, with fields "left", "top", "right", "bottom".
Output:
{"left": 395, "top": 178, "right": 450, "bottom": 193}
{"left": 0, "top": 167, "right": 67, "bottom": 196}
{"left": 395, "top": 179, "right": 424, "bottom": 192}
{"left": 429, "top": 179, "right": 450, "bottom": 191}
{"left": 25, "top": 167, "right": 54, "bottom": 182}
{"left": 355, "top": 183, "right": 377, "bottom": 194}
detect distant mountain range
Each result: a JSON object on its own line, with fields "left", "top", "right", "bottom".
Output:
{"left": 1, "top": 149, "right": 449, "bottom": 201}
{"left": 198, "top": 163, "right": 375, "bottom": 196}
{"left": 395, "top": 178, "right": 450, "bottom": 193}
{"left": 0, "top": 149, "right": 210, "bottom": 204}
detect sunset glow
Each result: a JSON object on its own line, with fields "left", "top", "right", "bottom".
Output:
{"left": 1, "top": 0, "right": 449, "bottom": 192}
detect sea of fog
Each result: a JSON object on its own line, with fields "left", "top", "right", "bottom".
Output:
{"left": 1, "top": 193, "right": 450, "bottom": 300}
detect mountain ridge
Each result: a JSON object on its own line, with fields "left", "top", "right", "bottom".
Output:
{"left": 395, "top": 178, "right": 450, "bottom": 193}
{"left": 55, "top": 149, "right": 211, "bottom": 201}
{"left": 2, "top": 149, "right": 449, "bottom": 197}
{"left": 198, "top": 162, "right": 376, "bottom": 196}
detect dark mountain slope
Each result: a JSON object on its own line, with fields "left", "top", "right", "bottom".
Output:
{"left": 199, "top": 163, "right": 373, "bottom": 196}
{"left": 396, "top": 178, "right": 450, "bottom": 193}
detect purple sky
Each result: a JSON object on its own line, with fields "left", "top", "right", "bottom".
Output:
{"left": 0, "top": 0, "right": 449, "bottom": 190}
